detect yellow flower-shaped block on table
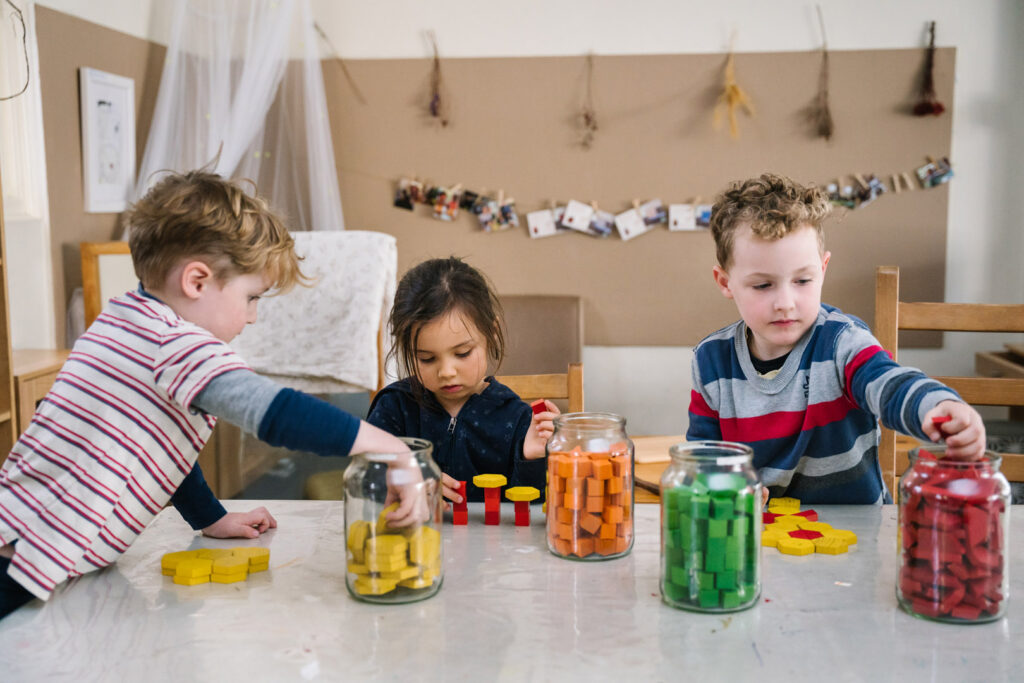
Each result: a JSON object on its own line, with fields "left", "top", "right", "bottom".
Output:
{"left": 161, "top": 547, "right": 270, "bottom": 586}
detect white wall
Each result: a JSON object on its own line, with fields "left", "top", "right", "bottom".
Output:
{"left": 33, "top": 1, "right": 1024, "bottom": 434}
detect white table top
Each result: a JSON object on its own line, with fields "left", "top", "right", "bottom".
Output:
{"left": 1, "top": 501, "right": 1021, "bottom": 681}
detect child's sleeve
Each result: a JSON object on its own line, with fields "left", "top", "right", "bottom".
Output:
{"left": 192, "top": 369, "right": 361, "bottom": 456}
{"left": 170, "top": 464, "right": 227, "bottom": 530}
{"left": 686, "top": 351, "right": 723, "bottom": 441}
{"left": 366, "top": 389, "right": 408, "bottom": 436}
{"left": 836, "top": 325, "right": 961, "bottom": 441}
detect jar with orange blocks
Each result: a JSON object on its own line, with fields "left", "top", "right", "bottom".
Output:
{"left": 546, "top": 412, "right": 634, "bottom": 560}
{"left": 343, "top": 437, "right": 444, "bottom": 603}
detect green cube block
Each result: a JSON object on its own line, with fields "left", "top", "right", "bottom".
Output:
{"left": 666, "top": 547, "right": 685, "bottom": 568}
{"left": 730, "top": 516, "right": 749, "bottom": 538}
{"left": 705, "top": 537, "right": 726, "bottom": 572}
{"left": 707, "top": 518, "right": 728, "bottom": 538}
{"left": 670, "top": 565, "right": 691, "bottom": 587}
{"left": 663, "top": 580, "right": 689, "bottom": 603}
{"left": 711, "top": 498, "right": 734, "bottom": 519}
{"left": 665, "top": 510, "right": 679, "bottom": 531}
{"left": 698, "top": 571, "right": 716, "bottom": 590}
{"left": 699, "top": 589, "right": 721, "bottom": 608}
{"left": 724, "top": 537, "right": 741, "bottom": 571}
{"left": 664, "top": 488, "right": 679, "bottom": 512}
{"left": 742, "top": 492, "right": 756, "bottom": 516}
{"left": 721, "top": 590, "right": 742, "bottom": 609}
{"left": 716, "top": 570, "right": 737, "bottom": 590}
{"left": 690, "top": 495, "right": 710, "bottom": 519}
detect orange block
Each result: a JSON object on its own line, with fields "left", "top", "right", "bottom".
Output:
{"left": 606, "top": 477, "right": 624, "bottom": 494}
{"left": 608, "top": 493, "right": 623, "bottom": 506}
{"left": 588, "top": 451, "right": 612, "bottom": 460}
{"left": 554, "top": 538, "right": 572, "bottom": 556}
{"left": 572, "top": 537, "right": 595, "bottom": 558}
{"left": 551, "top": 474, "right": 565, "bottom": 493}
{"left": 617, "top": 522, "right": 630, "bottom": 538}
{"left": 556, "top": 522, "right": 574, "bottom": 540}
{"left": 592, "top": 460, "right": 613, "bottom": 480}
{"left": 572, "top": 460, "right": 593, "bottom": 479}
{"left": 614, "top": 537, "right": 630, "bottom": 553}
{"left": 563, "top": 491, "right": 584, "bottom": 510}
{"left": 596, "top": 538, "right": 617, "bottom": 556}
{"left": 586, "top": 477, "right": 604, "bottom": 497}
{"left": 602, "top": 506, "right": 623, "bottom": 524}
{"left": 579, "top": 512, "right": 602, "bottom": 535}
{"left": 556, "top": 506, "right": 574, "bottom": 525}
{"left": 554, "top": 457, "right": 573, "bottom": 479}
{"left": 586, "top": 496, "right": 604, "bottom": 513}
{"left": 599, "top": 523, "right": 617, "bottom": 539}
{"left": 611, "top": 455, "right": 629, "bottom": 477}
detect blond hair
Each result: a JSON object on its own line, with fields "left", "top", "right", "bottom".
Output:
{"left": 125, "top": 170, "right": 306, "bottom": 292}
{"left": 709, "top": 173, "right": 832, "bottom": 269}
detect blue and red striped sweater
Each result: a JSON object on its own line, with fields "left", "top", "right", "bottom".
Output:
{"left": 687, "top": 304, "right": 960, "bottom": 504}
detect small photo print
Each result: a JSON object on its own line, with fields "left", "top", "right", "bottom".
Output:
{"left": 497, "top": 199, "right": 519, "bottom": 230}
{"left": 588, "top": 209, "right": 615, "bottom": 237}
{"left": 432, "top": 185, "right": 462, "bottom": 221}
{"left": 916, "top": 158, "right": 954, "bottom": 188}
{"left": 561, "top": 200, "right": 595, "bottom": 233}
{"left": 425, "top": 185, "right": 443, "bottom": 205}
{"left": 526, "top": 209, "right": 560, "bottom": 239}
{"left": 695, "top": 204, "right": 714, "bottom": 228}
{"left": 614, "top": 208, "right": 650, "bottom": 241}
{"left": 638, "top": 199, "right": 667, "bottom": 226}
{"left": 473, "top": 197, "right": 500, "bottom": 232}
{"left": 393, "top": 178, "right": 420, "bottom": 210}
{"left": 855, "top": 174, "right": 886, "bottom": 207}
{"left": 668, "top": 204, "right": 696, "bottom": 231}
{"left": 826, "top": 183, "right": 856, "bottom": 209}
{"left": 459, "top": 189, "right": 479, "bottom": 210}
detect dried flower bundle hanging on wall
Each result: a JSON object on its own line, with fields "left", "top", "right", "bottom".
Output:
{"left": 427, "top": 31, "right": 449, "bottom": 126}
{"left": 713, "top": 46, "right": 755, "bottom": 139}
{"left": 913, "top": 21, "right": 945, "bottom": 116}
{"left": 805, "top": 5, "right": 834, "bottom": 140}
{"left": 576, "top": 53, "right": 599, "bottom": 149}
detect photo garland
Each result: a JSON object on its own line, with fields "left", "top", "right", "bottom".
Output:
{"left": 392, "top": 156, "right": 952, "bottom": 241}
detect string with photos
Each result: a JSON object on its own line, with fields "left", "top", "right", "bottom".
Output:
{"left": 391, "top": 155, "right": 953, "bottom": 241}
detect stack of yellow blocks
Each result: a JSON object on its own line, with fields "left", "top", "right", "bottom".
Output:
{"left": 762, "top": 497, "right": 858, "bottom": 556}
{"left": 160, "top": 547, "right": 270, "bottom": 586}
{"left": 347, "top": 504, "right": 441, "bottom": 596}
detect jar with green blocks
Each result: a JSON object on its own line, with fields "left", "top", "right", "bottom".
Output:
{"left": 659, "top": 441, "right": 762, "bottom": 612}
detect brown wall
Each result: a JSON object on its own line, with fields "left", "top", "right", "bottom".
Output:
{"left": 36, "top": 6, "right": 164, "bottom": 346}
{"left": 33, "top": 8, "right": 952, "bottom": 348}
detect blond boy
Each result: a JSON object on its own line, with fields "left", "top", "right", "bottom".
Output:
{"left": 0, "top": 170, "right": 416, "bottom": 620}
{"left": 687, "top": 173, "right": 985, "bottom": 503}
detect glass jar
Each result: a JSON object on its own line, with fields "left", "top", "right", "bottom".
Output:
{"left": 343, "top": 437, "right": 444, "bottom": 603}
{"left": 897, "top": 446, "right": 1009, "bottom": 623}
{"left": 546, "top": 412, "right": 634, "bottom": 560}
{"left": 660, "top": 441, "right": 761, "bottom": 612}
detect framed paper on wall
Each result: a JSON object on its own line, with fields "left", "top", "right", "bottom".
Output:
{"left": 78, "top": 67, "right": 135, "bottom": 213}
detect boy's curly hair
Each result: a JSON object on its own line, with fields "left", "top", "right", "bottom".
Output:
{"left": 125, "top": 169, "right": 307, "bottom": 292}
{"left": 709, "top": 173, "right": 832, "bottom": 269}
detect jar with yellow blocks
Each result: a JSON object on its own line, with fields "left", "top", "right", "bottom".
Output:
{"left": 343, "top": 437, "right": 444, "bottom": 603}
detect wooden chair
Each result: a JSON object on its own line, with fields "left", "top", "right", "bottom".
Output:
{"left": 497, "top": 362, "right": 585, "bottom": 413}
{"left": 874, "top": 265, "right": 1024, "bottom": 493}
{"left": 80, "top": 241, "right": 135, "bottom": 328}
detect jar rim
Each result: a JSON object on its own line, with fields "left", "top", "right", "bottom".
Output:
{"left": 669, "top": 440, "right": 754, "bottom": 463}
{"left": 354, "top": 436, "right": 433, "bottom": 462}
{"left": 908, "top": 446, "right": 1003, "bottom": 470}
{"left": 553, "top": 412, "right": 627, "bottom": 431}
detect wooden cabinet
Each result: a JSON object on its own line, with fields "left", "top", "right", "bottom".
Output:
{"left": 0, "top": 168, "right": 16, "bottom": 457}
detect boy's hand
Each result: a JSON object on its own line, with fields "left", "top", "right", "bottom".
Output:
{"left": 922, "top": 401, "right": 987, "bottom": 460}
{"left": 202, "top": 507, "right": 277, "bottom": 539}
{"left": 523, "top": 399, "right": 559, "bottom": 460}
{"left": 383, "top": 461, "right": 431, "bottom": 528}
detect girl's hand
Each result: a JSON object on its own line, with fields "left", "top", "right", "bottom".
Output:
{"left": 523, "top": 399, "right": 559, "bottom": 460}
{"left": 440, "top": 472, "right": 464, "bottom": 509}
{"left": 202, "top": 508, "right": 277, "bottom": 539}
{"left": 922, "top": 400, "right": 987, "bottom": 460}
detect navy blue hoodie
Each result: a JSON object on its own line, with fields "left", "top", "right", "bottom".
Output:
{"left": 367, "top": 377, "right": 546, "bottom": 502}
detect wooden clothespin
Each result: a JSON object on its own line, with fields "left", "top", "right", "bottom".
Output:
{"left": 853, "top": 174, "right": 868, "bottom": 191}
{"left": 902, "top": 171, "right": 916, "bottom": 191}
{"left": 891, "top": 174, "right": 902, "bottom": 194}
{"left": 451, "top": 183, "right": 463, "bottom": 194}
{"left": 631, "top": 199, "right": 640, "bottom": 212}
{"left": 926, "top": 155, "right": 936, "bottom": 165}
{"left": 692, "top": 196, "right": 702, "bottom": 206}
{"left": 590, "top": 201, "right": 599, "bottom": 212}
{"left": 497, "top": 189, "right": 505, "bottom": 206}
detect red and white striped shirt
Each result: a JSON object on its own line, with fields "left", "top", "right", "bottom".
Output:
{"left": 0, "top": 290, "right": 248, "bottom": 600}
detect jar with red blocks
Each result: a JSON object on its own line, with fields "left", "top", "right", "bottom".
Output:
{"left": 546, "top": 412, "right": 634, "bottom": 560}
{"left": 897, "top": 445, "right": 1010, "bottom": 623}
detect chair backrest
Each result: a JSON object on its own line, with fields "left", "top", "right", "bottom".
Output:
{"left": 81, "top": 241, "right": 136, "bottom": 328}
{"left": 497, "top": 294, "right": 583, "bottom": 375}
{"left": 496, "top": 362, "right": 584, "bottom": 413}
{"left": 874, "top": 265, "right": 1024, "bottom": 491}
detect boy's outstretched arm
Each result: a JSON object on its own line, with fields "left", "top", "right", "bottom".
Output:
{"left": 922, "top": 400, "right": 987, "bottom": 460}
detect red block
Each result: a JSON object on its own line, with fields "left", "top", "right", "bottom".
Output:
{"left": 452, "top": 509, "right": 468, "bottom": 525}
{"left": 531, "top": 400, "right": 546, "bottom": 415}
{"left": 484, "top": 486, "right": 500, "bottom": 510}
{"left": 484, "top": 509, "right": 500, "bottom": 525}
{"left": 787, "top": 529, "right": 823, "bottom": 540}
{"left": 791, "top": 509, "right": 819, "bottom": 522}
{"left": 454, "top": 480, "right": 468, "bottom": 511}
{"left": 514, "top": 500, "right": 531, "bottom": 526}
{"left": 763, "top": 512, "right": 780, "bottom": 524}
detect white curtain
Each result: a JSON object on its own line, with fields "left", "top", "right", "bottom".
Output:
{"left": 134, "top": 0, "right": 344, "bottom": 230}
